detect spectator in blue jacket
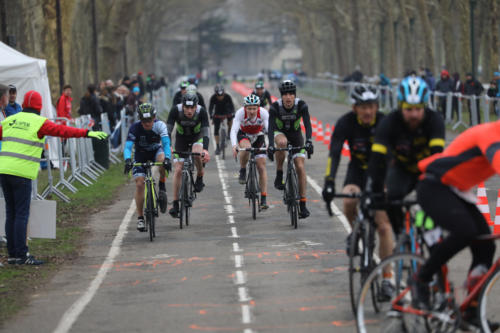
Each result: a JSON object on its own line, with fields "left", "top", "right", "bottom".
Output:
{"left": 4, "top": 85, "right": 21, "bottom": 117}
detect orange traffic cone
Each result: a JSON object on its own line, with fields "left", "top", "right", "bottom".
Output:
{"left": 493, "top": 189, "right": 500, "bottom": 234}
{"left": 311, "top": 117, "right": 317, "bottom": 138}
{"left": 323, "top": 123, "right": 332, "bottom": 145}
{"left": 316, "top": 121, "right": 324, "bottom": 142}
{"left": 477, "top": 182, "right": 493, "bottom": 230}
{"left": 341, "top": 141, "right": 351, "bottom": 158}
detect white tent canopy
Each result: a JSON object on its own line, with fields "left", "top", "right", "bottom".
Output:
{"left": 0, "top": 41, "right": 55, "bottom": 120}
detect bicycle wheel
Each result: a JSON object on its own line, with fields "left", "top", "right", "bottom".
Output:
{"left": 185, "top": 174, "right": 191, "bottom": 226}
{"left": 477, "top": 266, "right": 500, "bottom": 333}
{"left": 249, "top": 163, "right": 257, "bottom": 220}
{"left": 220, "top": 128, "right": 226, "bottom": 160}
{"left": 289, "top": 169, "right": 299, "bottom": 229}
{"left": 179, "top": 173, "right": 187, "bottom": 229}
{"left": 147, "top": 184, "right": 155, "bottom": 242}
{"left": 356, "top": 253, "right": 425, "bottom": 333}
{"left": 349, "top": 219, "right": 368, "bottom": 315}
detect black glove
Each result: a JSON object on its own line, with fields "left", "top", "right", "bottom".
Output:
{"left": 267, "top": 146, "right": 275, "bottom": 161}
{"left": 124, "top": 158, "right": 133, "bottom": 175}
{"left": 305, "top": 140, "right": 314, "bottom": 156}
{"left": 362, "top": 192, "right": 385, "bottom": 210}
{"left": 163, "top": 158, "right": 172, "bottom": 173}
{"left": 322, "top": 178, "right": 335, "bottom": 203}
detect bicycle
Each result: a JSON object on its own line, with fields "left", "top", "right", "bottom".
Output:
{"left": 275, "top": 145, "right": 309, "bottom": 229}
{"left": 172, "top": 150, "right": 201, "bottom": 229}
{"left": 215, "top": 114, "right": 231, "bottom": 160}
{"left": 237, "top": 147, "right": 267, "bottom": 220}
{"left": 132, "top": 161, "right": 164, "bottom": 242}
{"left": 356, "top": 223, "right": 500, "bottom": 332}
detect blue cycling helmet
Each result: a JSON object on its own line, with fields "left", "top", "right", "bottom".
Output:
{"left": 397, "top": 76, "right": 429, "bottom": 105}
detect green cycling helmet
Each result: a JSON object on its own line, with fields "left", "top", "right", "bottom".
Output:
{"left": 138, "top": 103, "right": 156, "bottom": 120}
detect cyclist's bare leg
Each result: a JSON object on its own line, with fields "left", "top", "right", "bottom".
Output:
{"left": 172, "top": 161, "right": 183, "bottom": 200}
{"left": 274, "top": 133, "right": 287, "bottom": 171}
{"left": 227, "top": 118, "right": 233, "bottom": 132}
{"left": 238, "top": 139, "right": 251, "bottom": 168}
{"left": 215, "top": 135, "right": 219, "bottom": 145}
{"left": 375, "top": 210, "right": 394, "bottom": 275}
{"left": 135, "top": 176, "right": 145, "bottom": 216}
{"left": 156, "top": 153, "right": 166, "bottom": 180}
{"left": 294, "top": 156, "right": 306, "bottom": 198}
{"left": 192, "top": 143, "right": 204, "bottom": 177}
{"left": 342, "top": 184, "right": 360, "bottom": 226}
{"left": 256, "top": 157, "right": 267, "bottom": 194}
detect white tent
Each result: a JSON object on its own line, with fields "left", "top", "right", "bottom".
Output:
{"left": 0, "top": 41, "right": 55, "bottom": 120}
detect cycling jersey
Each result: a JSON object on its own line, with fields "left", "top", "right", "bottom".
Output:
{"left": 268, "top": 98, "right": 312, "bottom": 147}
{"left": 123, "top": 119, "right": 171, "bottom": 161}
{"left": 230, "top": 107, "right": 269, "bottom": 147}
{"left": 419, "top": 120, "right": 500, "bottom": 192}
{"left": 208, "top": 93, "right": 235, "bottom": 118}
{"left": 167, "top": 104, "right": 210, "bottom": 150}
{"left": 368, "top": 108, "right": 445, "bottom": 192}
{"left": 325, "top": 111, "right": 385, "bottom": 181}
{"left": 253, "top": 89, "right": 272, "bottom": 108}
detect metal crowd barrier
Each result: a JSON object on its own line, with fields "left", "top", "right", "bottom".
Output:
{"left": 35, "top": 112, "right": 132, "bottom": 202}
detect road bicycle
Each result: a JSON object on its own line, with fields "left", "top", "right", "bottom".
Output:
{"left": 237, "top": 147, "right": 267, "bottom": 220}
{"left": 275, "top": 145, "right": 308, "bottom": 229}
{"left": 172, "top": 150, "right": 202, "bottom": 229}
{"left": 356, "top": 222, "right": 500, "bottom": 332}
{"left": 132, "top": 161, "right": 164, "bottom": 241}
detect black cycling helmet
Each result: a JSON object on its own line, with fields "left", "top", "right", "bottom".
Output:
{"left": 8, "top": 84, "right": 16, "bottom": 93}
{"left": 182, "top": 92, "right": 199, "bottom": 106}
{"left": 255, "top": 81, "right": 264, "bottom": 89}
{"left": 279, "top": 80, "right": 296, "bottom": 96}
{"left": 350, "top": 85, "right": 379, "bottom": 105}
{"left": 214, "top": 84, "right": 224, "bottom": 95}
{"left": 137, "top": 103, "right": 156, "bottom": 120}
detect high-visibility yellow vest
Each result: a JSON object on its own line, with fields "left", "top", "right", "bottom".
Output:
{"left": 0, "top": 112, "right": 46, "bottom": 180}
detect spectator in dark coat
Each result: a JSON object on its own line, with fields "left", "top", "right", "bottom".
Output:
{"left": 79, "top": 84, "right": 103, "bottom": 130}
{"left": 463, "top": 73, "right": 484, "bottom": 125}
{"left": 435, "top": 70, "right": 454, "bottom": 119}
{"left": 487, "top": 80, "right": 499, "bottom": 117}
{"left": 451, "top": 72, "right": 463, "bottom": 121}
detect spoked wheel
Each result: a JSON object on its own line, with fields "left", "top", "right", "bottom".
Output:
{"left": 478, "top": 266, "right": 500, "bottom": 333}
{"left": 349, "top": 220, "right": 364, "bottom": 315}
{"left": 220, "top": 128, "right": 226, "bottom": 160}
{"left": 147, "top": 186, "right": 155, "bottom": 242}
{"left": 290, "top": 202, "right": 298, "bottom": 229}
{"left": 356, "top": 253, "right": 426, "bottom": 333}
{"left": 179, "top": 174, "right": 187, "bottom": 229}
{"left": 185, "top": 178, "right": 191, "bottom": 227}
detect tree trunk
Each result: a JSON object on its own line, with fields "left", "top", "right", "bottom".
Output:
{"left": 439, "top": 0, "right": 457, "bottom": 72}
{"left": 398, "top": 0, "right": 413, "bottom": 74}
{"left": 458, "top": 0, "right": 472, "bottom": 77}
{"left": 490, "top": 0, "right": 500, "bottom": 73}
{"left": 416, "top": 0, "right": 435, "bottom": 70}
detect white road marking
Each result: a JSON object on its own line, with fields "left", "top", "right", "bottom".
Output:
{"left": 234, "top": 254, "right": 243, "bottom": 268}
{"left": 53, "top": 200, "right": 136, "bottom": 333}
{"left": 241, "top": 304, "right": 252, "bottom": 324}
{"left": 151, "top": 253, "right": 178, "bottom": 259}
{"left": 238, "top": 287, "right": 251, "bottom": 302}
{"left": 230, "top": 227, "right": 239, "bottom": 238}
{"left": 228, "top": 215, "right": 235, "bottom": 224}
{"left": 225, "top": 195, "right": 232, "bottom": 204}
{"left": 243, "top": 329, "right": 254, "bottom": 333}
{"left": 233, "top": 242, "right": 242, "bottom": 252}
{"left": 225, "top": 205, "right": 235, "bottom": 214}
{"left": 234, "top": 270, "right": 247, "bottom": 285}
{"left": 306, "top": 175, "right": 352, "bottom": 233}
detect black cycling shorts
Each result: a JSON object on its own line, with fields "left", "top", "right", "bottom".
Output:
{"left": 274, "top": 130, "right": 305, "bottom": 157}
{"left": 213, "top": 115, "right": 233, "bottom": 136}
{"left": 174, "top": 133, "right": 202, "bottom": 160}
{"left": 343, "top": 163, "right": 367, "bottom": 189}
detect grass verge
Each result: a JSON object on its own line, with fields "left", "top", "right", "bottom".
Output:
{"left": 0, "top": 161, "right": 127, "bottom": 324}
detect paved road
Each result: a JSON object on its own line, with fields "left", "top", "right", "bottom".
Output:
{"left": 2, "top": 87, "right": 497, "bottom": 333}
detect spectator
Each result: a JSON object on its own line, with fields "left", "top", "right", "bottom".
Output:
{"left": 487, "top": 80, "right": 499, "bottom": 117}
{"left": 343, "top": 66, "right": 363, "bottom": 83}
{"left": 122, "top": 76, "right": 132, "bottom": 89}
{"left": 105, "top": 79, "right": 114, "bottom": 88}
{"left": 435, "top": 70, "right": 454, "bottom": 119}
{"left": 0, "top": 90, "right": 108, "bottom": 265}
{"left": 4, "top": 85, "right": 22, "bottom": 117}
{"left": 79, "top": 84, "right": 103, "bottom": 129}
{"left": 379, "top": 73, "right": 392, "bottom": 108}
{"left": 0, "top": 84, "right": 8, "bottom": 182}
{"left": 99, "top": 87, "right": 115, "bottom": 130}
{"left": 126, "top": 86, "right": 141, "bottom": 118}
{"left": 56, "top": 84, "right": 73, "bottom": 123}
{"left": 451, "top": 72, "right": 463, "bottom": 122}
{"left": 137, "top": 71, "right": 145, "bottom": 97}
{"left": 463, "top": 72, "right": 484, "bottom": 125}
{"left": 98, "top": 80, "right": 106, "bottom": 93}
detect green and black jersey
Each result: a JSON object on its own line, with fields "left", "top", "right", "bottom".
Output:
{"left": 268, "top": 98, "right": 312, "bottom": 146}
{"left": 167, "top": 104, "right": 210, "bottom": 150}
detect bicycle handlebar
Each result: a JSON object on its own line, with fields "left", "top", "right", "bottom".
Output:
{"left": 236, "top": 147, "right": 267, "bottom": 152}
{"left": 274, "top": 146, "right": 306, "bottom": 152}
{"left": 132, "top": 161, "right": 164, "bottom": 167}
{"left": 173, "top": 151, "right": 203, "bottom": 156}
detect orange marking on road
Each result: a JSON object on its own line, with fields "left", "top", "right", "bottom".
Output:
{"left": 181, "top": 277, "right": 188, "bottom": 282}
{"left": 249, "top": 300, "right": 256, "bottom": 306}
{"left": 189, "top": 324, "right": 239, "bottom": 331}
{"left": 132, "top": 280, "right": 140, "bottom": 286}
{"left": 199, "top": 310, "right": 207, "bottom": 315}
{"left": 331, "top": 320, "right": 355, "bottom": 327}
{"left": 299, "top": 305, "right": 336, "bottom": 312}
{"left": 295, "top": 254, "right": 300, "bottom": 260}
{"left": 202, "top": 275, "right": 213, "bottom": 280}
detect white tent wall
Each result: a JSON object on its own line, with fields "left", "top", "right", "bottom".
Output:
{"left": 0, "top": 42, "right": 59, "bottom": 166}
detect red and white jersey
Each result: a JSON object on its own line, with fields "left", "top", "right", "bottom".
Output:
{"left": 230, "top": 106, "right": 269, "bottom": 147}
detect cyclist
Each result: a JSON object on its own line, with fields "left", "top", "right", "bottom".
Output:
{"left": 208, "top": 84, "right": 235, "bottom": 155}
{"left": 123, "top": 103, "right": 172, "bottom": 232}
{"left": 321, "top": 85, "right": 394, "bottom": 298}
{"left": 230, "top": 94, "right": 269, "bottom": 210}
{"left": 366, "top": 75, "right": 445, "bottom": 233}
{"left": 253, "top": 81, "right": 273, "bottom": 108}
{"left": 410, "top": 123, "right": 500, "bottom": 323}
{"left": 172, "top": 81, "right": 206, "bottom": 109}
{"left": 167, "top": 92, "right": 210, "bottom": 217}
{"left": 268, "top": 80, "right": 313, "bottom": 219}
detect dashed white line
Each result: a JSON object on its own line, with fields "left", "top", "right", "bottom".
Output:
{"left": 234, "top": 270, "right": 247, "bottom": 285}
{"left": 233, "top": 242, "right": 242, "bottom": 252}
{"left": 225, "top": 205, "right": 235, "bottom": 214}
{"left": 53, "top": 200, "right": 136, "bottom": 333}
{"left": 234, "top": 254, "right": 243, "bottom": 268}
{"left": 241, "top": 304, "right": 252, "bottom": 324}
{"left": 228, "top": 215, "right": 235, "bottom": 224}
{"left": 238, "top": 287, "right": 252, "bottom": 302}
{"left": 230, "top": 226, "right": 239, "bottom": 238}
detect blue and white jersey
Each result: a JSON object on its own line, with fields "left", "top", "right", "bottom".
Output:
{"left": 124, "top": 119, "right": 171, "bottom": 159}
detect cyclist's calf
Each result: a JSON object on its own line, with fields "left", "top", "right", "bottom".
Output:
{"left": 342, "top": 184, "right": 361, "bottom": 224}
